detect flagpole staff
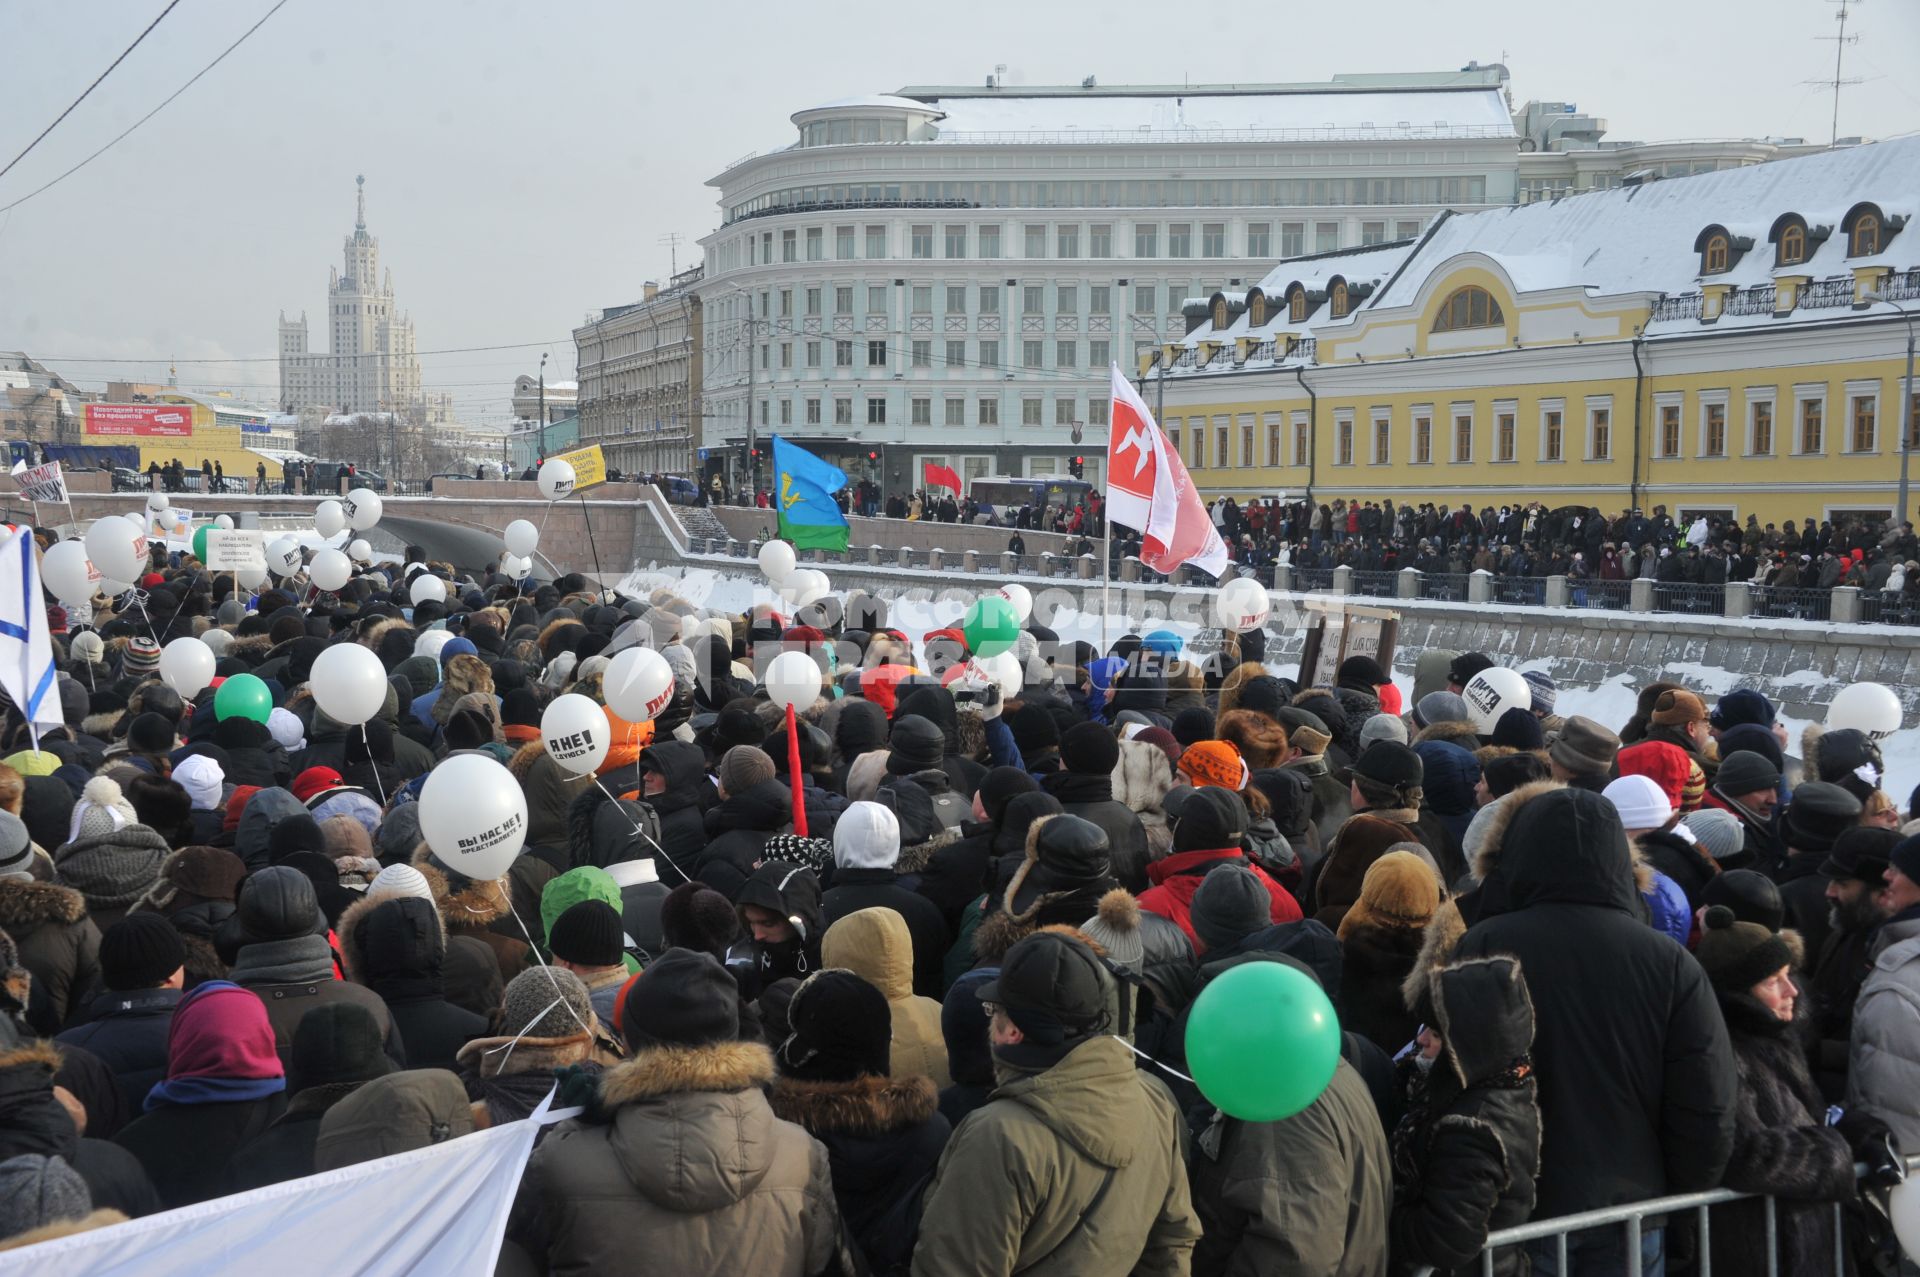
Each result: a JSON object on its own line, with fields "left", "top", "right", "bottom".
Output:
{"left": 576, "top": 491, "right": 605, "bottom": 596}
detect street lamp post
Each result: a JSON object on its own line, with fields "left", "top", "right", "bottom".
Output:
{"left": 537, "top": 352, "right": 549, "bottom": 463}
{"left": 1868, "top": 292, "right": 1918, "bottom": 528}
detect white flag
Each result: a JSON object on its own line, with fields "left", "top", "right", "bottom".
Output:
{"left": 0, "top": 529, "right": 61, "bottom": 740}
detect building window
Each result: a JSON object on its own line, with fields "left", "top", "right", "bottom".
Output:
{"left": 1432, "top": 286, "right": 1504, "bottom": 332}
{"left": 1089, "top": 399, "right": 1109, "bottom": 426}
{"left": 1909, "top": 390, "right": 1920, "bottom": 450}
{"left": 1247, "top": 292, "right": 1267, "bottom": 327}
{"left": 1169, "top": 223, "right": 1193, "bottom": 256}
{"left": 1202, "top": 223, "right": 1225, "bottom": 257}
{"left": 1373, "top": 412, "right": 1391, "bottom": 464}
{"left": 1778, "top": 223, "right": 1806, "bottom": 266}
{"left": 779, "top": 342, "right": 792, "bottom": 369}
{"left": 1090, "top": 338, "right": 1110, "bottom": 368}
{"left": 1190, "top": 422, "right": 1206, "bottom": 469}
{"left": 1704, "top": 401, "right": 1727, "bottom": 456}
{"left": 835, "top": 226, "right": 855, "bottom": 259}
{"left": 1335, "top": 416, "right": 1353, "bottom": 466}
{"left": 911, "top": 226, "right": 933, "bottom": 258}
{"left": 1852, "top": 394, "right": 1877, "bottom": 452}
{"left": 1268, "top": 419, "right": 1282, "bottom": 466}
{"left": 1851, "top": 212, "right": 1880, "bottom": 257}
{"left": 1058, "top": 399, "right": 1078, "bottom": 427}
{"left": 1750, "top": 399, "right": 1774, "bottom": 454}
{"left": 779, "top": 399, "right": 793, "bottom": 425}
{"left": 978, "top": 397, "right": 999, "bottom": 426}
{"left": 1413, "top": 414, "right": 1432, "bottom": 464}
{"left": 867, "top": 397, "right": 887, "bottom": 424}
{"left": 806, "top": 341, "right": 821, "bottom": 368}
{"left": 911, "top": 285, "right": 932, "bottom": 313}
{"left": 835, "top": 286, "right": 852, "bottom": 314}
{"left": 1057, "top": 225, "right": 1079, "bottom": 259}
{"left": 945, "top": 285, "right": 967, "bottom": 315}
{"left": 1496, "top": 409, "right": 1516, "bottom": 461}
{"left": 1056, "top": 340, "right": 1077, "bottom": 367}
{"left": 1241, "top": 421, "right": 1254, "bottom": 468}
{"left": 911, "top": 397, "right": 931, "bottom": 425}
{"left": 1453, "top": 410, "right": 1473, "bottom": 462}
{"left": 1089, "top": 285, "right": 1110, "bottom": 314}
{"left": 1023, "top": 285, "right": 1044, "bottom": 314}
{"left": 1025, "top": 225, "right": 1047, "bottom": 258}
{"left": 1133, "top": 284, "right": 1156, "bottom": 314}
{"left": 867, "top": 285, "right": 887, "bottom": 313}
{"left": 911, "top": 339, "right": 931, "bottom": 368}
{"left": 945, "top": 339, "right": 964, "bottom": 368}
{"left": 1089, "top": 224, "right": 1111, "bottom": 257}
{"left": 944, "top": 225, "right": 966, "bottom": 259}
{"left": 945, "top": 398, "right": 965, "bottom": 426}
{"left": 1590, "top": 405, "right": 1612, "bottom": 460}
{"left": 865, "top": 225, "right": 887, "bottom": 257}
{"left": 1058, "top": 285, "right": 1078, "bottom": 314}
{"left": 1702, "top": 233, "right": 1730, "bottom": 274}
{"left": 1361, "top": 221, "right": 1386, "bottom": 246}
{"left": 1212, "top": 297, "right": 1230, "bottom": 328}
{"left": 835, "top": 340, "right": 853, "bottom": 367}
{"left": 1022, "top": 399, "right": 1043, "bottom": 427}
{"left": 1294, "top": 417, "right": 1310, "bottom": 466}
{"left": 1329, "top": 281, "right": 1350, "bottom": 319}
{"left": 806, "top": 399, "right": 821, "bottom": 424}
{"left": 1289, "top": 289, "right": 1308, "bottom": 323}
{"left": 806, "top": 286, "right": 822, "bottom": 316}
{"left": 781, "top": 230, "right": 797, "bottom": 262}
{"left": 1135, "top": 224, "right": 1158, "bottom": 258}
{"left": 1396, "top": 219, "right": 1422, "bottom": 239}
{"left": 1659, "top": 403, "right": 1681, "bottom": 458}
{"left": 1543, "top": 407, "right": 1564, "bottom": 461}
{"left": 1281, "top": 223, "right": 1305, "bottom": 257}
{"left": 1315, "top": 222, "right": 1340, "bottom": 253}
{"left": 805, "top": 227, "right": 823, "bottom": 261}
{"left": 1247, "top": 223, "right": 1271, "bottom": 258}
{"left": 1800, "top": 397, "right": 1825, "bottom": 453}
{"left": 979, "top": 285, "right": 1000, "bottom": 314}
{"left": 868, "top": 339, "right": 887, "bottom": 367}
{"left": 779, "top": 289, "right": 794, "bottom": 317}
{"left": 978, "top": 225, "right": 1001, "bottom": 259}
{"left": 1022, "top": 340, "right": 1044, "bottom": 369}
{"left": 1215, "top": 420, "right": 1229, "bottom": 465}
{"left": 834, "top": 398, "right": 853, "bottom": 425}
{"left": 979, "top": 340, "right": 999, "bottom": 368}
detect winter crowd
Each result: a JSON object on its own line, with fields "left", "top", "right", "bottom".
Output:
{"left": 0, "top": 530, "right": 1918, "bottom": 1276}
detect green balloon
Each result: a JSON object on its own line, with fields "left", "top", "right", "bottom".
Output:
{"left": 191, "top": 525, "right": 211, "bottom": 563}
{"left": 962, "top": 595, "right": 1020, "bottom": 658}
{"left": 214, "top": 673, "right": 272, "bottom": 725}
{"left": 1185, "top": 958, "right": 1341, "bottom": 1122}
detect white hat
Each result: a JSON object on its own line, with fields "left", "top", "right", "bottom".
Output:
{"left": 69, "top": 632, "right": 104, "bottom": 663}
{"left": 365, "top": 862, "right": 433, "bottom": 903}
{"left": 1603, "top": 774, "right": 1673, "bottom": 833}
{"left": 267, "top": 707, "right": 307, "bottom": 753}
{"left": 171, "top": 754, "right": 226, "bottom": 812}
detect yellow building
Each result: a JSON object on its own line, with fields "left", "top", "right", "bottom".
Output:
{"left": 1152, "top": 135, "right": 1919, "bottom": 527}
{"left": 80, "top": 390, "right": 305, "bottom": 485}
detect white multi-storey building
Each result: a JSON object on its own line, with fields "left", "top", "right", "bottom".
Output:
{"left": 278, "top": 176, "right": 425, "bottom": 420}
{"left": 693, "top": 68, "right": 1843, "bottom": 499}
{"left": 695, "top": 70, "right": 1521, "bottom": 495}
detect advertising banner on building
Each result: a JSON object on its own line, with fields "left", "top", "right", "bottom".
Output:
{"left": 85, "top": 404, "right": 195, "bottom": 437}
{"left": 552, "top": 443, "right": 607, "bottom": 493}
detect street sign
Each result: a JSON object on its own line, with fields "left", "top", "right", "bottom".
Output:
{"left": 697, "top": 448, "right": 709, "bottom": 462}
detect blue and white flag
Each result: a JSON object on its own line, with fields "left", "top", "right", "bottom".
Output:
{"left": 0, "top": 529, "right": 61, "bottom": 742}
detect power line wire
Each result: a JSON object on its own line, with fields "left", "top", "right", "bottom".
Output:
{"left": 0, "top": 0, "right": 182, "bottom": 184}
{"left": 0, "top": 0, "right": 292, "bottom": 215}
{"left": 37, "top": 337, "right": 571, "bottom": 365}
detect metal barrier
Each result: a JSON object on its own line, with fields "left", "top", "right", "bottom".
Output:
{"left": 1571, "top": 578, "right": 1633, "bottom": 611}
{"left": 1412, "top": 1155, "right": 1917, "bottom": 1277}
{"left": 1755, "top": 585, "right": 1833, "bottom": 621}
{"left": 1493, "top": 575, "right": 1546, "bottom": 606}
{"left": 1651, "top": 580, "right": 1728, "bottom": 616}
{"left": 1424, "top": 572, "right": 1474, "bottom": 602}
{"left": 1292, "top": 566, "right": 1335, "bottom": 593}
{"left": 1351, "top": 570, "right": 1399, "bottom": 598}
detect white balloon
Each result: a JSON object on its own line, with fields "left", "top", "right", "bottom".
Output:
{"left": 765, "top": 649, "right": 822, "bottom": 713}
{"left": 541, "top": 693, "right": 611, "bottom": 776}
{"left": 503, "top": 519, "right": 540, "bottom": 559}
{"left": 418, "top": 754, "right": 528, "bottom": 880}
{"left": 145, "top": 492, "right": 169, "bottom": 513}
{"left": 343, "top": 488, "right": 383, "bottom": 531}
{"left": 410, "top": 574, "right": 447, "bottom": 605}
{"left": 991, "top": 582, "right": 1034, "bottom": 626}
{"left": 1214, "top": 577, "right": 1271, "bottom": 633}
{"left": 758, "top": 539, "right": 796, "bottom": 583}
{"left": 200, "top": 630, "right": 233, "bottom": 658}
{"left": 1889, "top": 1177, "right": 1920, "bottom": 1266}
{"left": 1827, "top": 682, "right": 1901, "bottom": 741}
{"left": 537, "top": 457, "right": 576, "bottom": 501}
{"left": 310, "top": 643, "right": 387, "bottom": 725}
{"left": 41, "top": 541, "right": 99, "bottom": 605}
{"left": 84, "top": 516, "right": 146, "bottom": 584}
{"left": 267, "top": 537, "right": 303, "bottom": 578}
{"left": 1461, "top": 666, "right": 1531, "bottom": 735}
{"left": 124, "top": 512, "right": 148, "bottom": 531}
{"left": 158, "top": 637, "right": 215, "bottom": 698}
{"left": 500, "top": 553, "right": 532, "bottom": 582}
{"left": 415, "top": 629, "right": 452, "bottom": 662}
{"left": 213, "top": 514, "right": 235, "bottom": 531}
{"left": 314, "top": 500, "right": 346, "bottom": 538}
{"left": 605, "top": 647, "right": 674, "bottom": 722}
{"left": 347, "top": 538, "right": 372, "bottom": 563}
{"left": 309, "top": 548, "right": 352, "bottom": 592}
{"left": 977, "top": 651, "right": 1023, "bottom": 699}
{"left": 234, "top": 562, "right": 268, "bottom": 589}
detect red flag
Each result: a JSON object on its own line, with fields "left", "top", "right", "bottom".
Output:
{"left": 922, "top": 462, "right": 961, "bottom": 493}
{"left": 1105, "top": 364, "right": 1228, "bottom": 577}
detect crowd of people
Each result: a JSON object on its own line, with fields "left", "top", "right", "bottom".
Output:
{"left": 0, "top": 525, "right": 1917, "bottom": 1275}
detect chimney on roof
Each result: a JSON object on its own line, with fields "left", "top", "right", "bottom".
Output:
{"left": 643, "top": 280, "right": 659, "bottom": 301}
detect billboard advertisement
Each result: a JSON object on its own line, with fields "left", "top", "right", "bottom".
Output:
{"left": 85, "top": 404, "right": 195, "bottom": 437}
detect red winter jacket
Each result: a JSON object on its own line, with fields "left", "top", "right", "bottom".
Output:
{"left": 1137, "top": 846, "right": 1303, "bottom": 955}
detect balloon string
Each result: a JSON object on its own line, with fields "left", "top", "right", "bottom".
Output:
{"left": 132, "top": 593, "right": 160, "bottom": 646}
{"left": 1114, "top": 1036, "right": 1196, "bottom": 1084}
{"left": 589, "top": 774, "right": 691, "bottom": 884}
{"left": 502, "top": 895, "right": 600, "bottom": 1041}
{"left": 360, "top": 722, "right": 387, "bottom": 806}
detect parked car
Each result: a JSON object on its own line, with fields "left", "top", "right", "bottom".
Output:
{"left": 111, "top": 467, "right": 147, "bottom": 492}
{"left": 658, "top": 475, "right": 700, "bottom": 505}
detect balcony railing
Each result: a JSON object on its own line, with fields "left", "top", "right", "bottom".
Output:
{"left": 1798, "top": 277, "right": 1857, "bottom": 310}
{"left": 1651, "top": 293, "right": 1704, "bottom": 322}
{"left": 1724, "top": 284, "right": 1778, "bottom": 317}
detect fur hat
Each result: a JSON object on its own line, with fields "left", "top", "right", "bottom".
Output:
{"left": 776, "top": 968, "right": 891, "bottom": 1082}
{"left": 659, "top": 880, "right": 740, "bottom": 958}
{"left": 1650, "top": 689, "right": 1707, "bottom": 726}
{"left": 1337, "top": 850, "right": 1441, "bottom": 940}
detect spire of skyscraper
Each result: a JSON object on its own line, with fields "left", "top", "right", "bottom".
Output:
{"left": 355, "top": 174, "right": 366, "bottom": 232}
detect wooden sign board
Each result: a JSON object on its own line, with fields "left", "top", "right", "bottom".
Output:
{"left": 1297, "top": 603, "right": 1399, "bottom": 689}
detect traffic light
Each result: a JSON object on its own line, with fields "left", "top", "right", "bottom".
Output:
{"left": 1069, "top": 455, "right": 1085, "bottom": 478}
{"left": 867, "top": 450, "right": 879, "bottom": 462}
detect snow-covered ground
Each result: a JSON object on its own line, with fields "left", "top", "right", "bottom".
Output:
{"left": 619, "top": 564, "right": 1920, "bottom": 804}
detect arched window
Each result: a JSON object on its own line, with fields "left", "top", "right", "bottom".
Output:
{"left": 1289, "top": 288, "right": 1307, "bottom": 323}
{"left": 1702, "top": 234, "right": 1730, "bottom": 274}
{"left": 1779, "top": 223, "right": 1806, "bottom": 266}
{"left": 1212, "top": 297, "right": 1230, "bottom": 329}
{"left": 1431, "top": 285, "right": 1505, "bottom": 333}
{"left": 1247, "top": 291, "right": 1267, "bottom": 327}
{"left": 1329, "top": 280, "right": 1350, "bottom": 319}
{"left": 1852, "top": 212, "right": 1881, "bottom": 257}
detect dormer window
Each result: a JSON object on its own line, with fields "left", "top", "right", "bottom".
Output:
{"left": 1852, "top": 211, "right": 1881, "bottom": 257}
{"left": 1779, "top": 223, "right": 1806, "bottom": 266}
{"left": 1247, "top": 290, "right": 1267, "bottom": 327}
{"left": 1328, "top": 280, "right": 1350, "bottom": 319}
{"left": 1289, "top": 287, "right": 1308, "bottom": 323}
{"left": 1703, "top": 234, "right": 1730, "bottom": 274}
{"left": 1212, "top": 297, "right": 1230, "bottom": 329}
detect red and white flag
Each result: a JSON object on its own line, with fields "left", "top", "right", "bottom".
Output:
{"left": 1105, "top": 364, "right": 1229, "bottom": 578}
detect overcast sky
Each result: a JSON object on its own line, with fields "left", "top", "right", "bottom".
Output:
{"left": 2, "top": 0, "right": 1915, "bottom": 421}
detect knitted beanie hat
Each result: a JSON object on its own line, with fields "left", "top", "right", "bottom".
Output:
{"left": 499, "top": 966, "right": 596, "bottom": 1041}
{"left": 717, "top": 745, "right": 775, "bottom": 795}
{"left": 67, "top": 776, "right": 136, "bottom": 844}
{"left": 0, "top": 1153, "right": 91, "bottom": 1242}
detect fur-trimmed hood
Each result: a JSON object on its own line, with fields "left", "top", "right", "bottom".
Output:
{"left": 0, "top": 878, "right": 89, "bottom": 931}
{"left": 455, "top": 1031, "right": 593, "bottom": 1079}
{"left": 972, "top": 812, "right": 1111, "bottom": 965}
{"left": 1216, "top": 710, "right": 1292, "bottom": 770}
{"left": 0, "top": 1209, "right": 129, "bottom": 1253}
{"left": 334, "top": 888, "right": 450, "bottom": 984}
{"left": 409, "top": 845, "right": 511, "bottom": 929}
{"left": 1414, "top": 718, "right": 1482, "bottom": 748}
{"left": 769, "top": 1071, "right": 938, "bottom": 1136}
{"left": 600, "top": 1039, "right": 775, "bottom": 1106}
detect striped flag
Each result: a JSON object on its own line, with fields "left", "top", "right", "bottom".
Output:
{"left": 1105, "top": 364, "right": 1229, "bottom": 578}
{"left": 0, "top": 529, "right": 62, "bottom": 742}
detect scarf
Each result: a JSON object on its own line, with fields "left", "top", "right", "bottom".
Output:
{"left": 145, "top": 1074, "right": 286, "bottom": 1111}
{"left": 227, "top": 933, "right": 336, "bottom": 986}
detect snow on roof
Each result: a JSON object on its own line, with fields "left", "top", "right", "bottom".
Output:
{"left": 1369, "top": 135, "right": 1920, "bottom": 322}
{"left": 795, "top": 95, "right": 944, "bottom": 117}
{"left": 915, "top": 87, "right": 1513, "bottom": 141}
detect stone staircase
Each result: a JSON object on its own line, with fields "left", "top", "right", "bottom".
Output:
{"left": 675, "top": 503, "right": 732, "bottom": 549}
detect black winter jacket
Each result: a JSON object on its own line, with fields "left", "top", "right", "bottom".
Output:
{"left": 0, "top": 1040, "right": 161, "bottom": 1218}
{"left": 821, "top": 868, "right": 951, "bottom": 1000}
{"left": 227, "top": 1080, "right": 364, "bottom": 1191}
{"left": 55, "top": 986, "right": 180, "bottom": 1116}
{"left": 1039, "top": 770, "right": 1150, "bottom": 892}
{"left": 635, "top": 741, "right": 716, "bottom": 878}
{"left": 1452, "top": 786, "right": 1735, "bottom": 1218}
{"left": 350, "top": 896, "right": 487, "bottom": 1072}
{"left": 1639, "top": 828, "right": 1719, "bottom": 912}
{"left": 114, "top": 1092, "right": 286, "bottom": 1208}
{"left": 695, "top": 778, "right": 797, "bottom": 899}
